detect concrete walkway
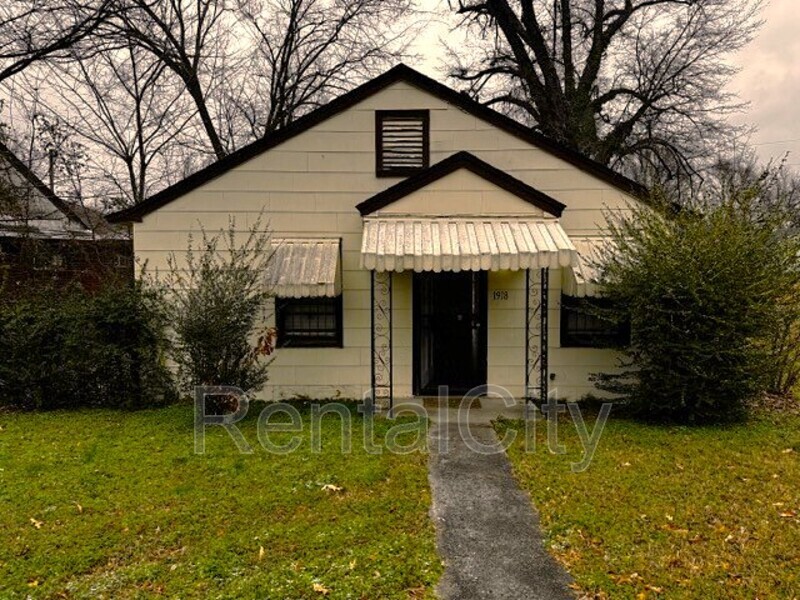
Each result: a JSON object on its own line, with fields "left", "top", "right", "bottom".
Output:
{"left": 427, "top": 421, "right": 574, "bottom": 600}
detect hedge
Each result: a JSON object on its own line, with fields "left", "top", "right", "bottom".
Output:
{"left": 0, "top": 283, "right": 176, "bottom": 410}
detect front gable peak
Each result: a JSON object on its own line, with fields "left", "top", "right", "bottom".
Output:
{"left": 356, "top": 152, "right": 566, "bottom": 218}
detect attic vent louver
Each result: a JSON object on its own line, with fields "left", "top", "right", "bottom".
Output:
{"left": 375, "top": 110, "right": 429, "bottom": 176}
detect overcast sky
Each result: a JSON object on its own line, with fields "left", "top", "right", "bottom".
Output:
{"left": 412, "top": 0, "right": 799, "bottom": 169}
{"left": 730, "top": 0, "right": 800, "bottom": 168}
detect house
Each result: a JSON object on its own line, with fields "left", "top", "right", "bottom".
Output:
{"left": 108, "top": 64, "right": 644, "bottom": 405}
{"left": 0, "top": 141, "right": 132, "bottom": 293}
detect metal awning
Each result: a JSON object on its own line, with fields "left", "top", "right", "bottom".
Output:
{"left": 267, "top": 238, "right": 341, "bottom": 297}
{"left": 562, "top": 237, "right": 607, "bottom": 297}
{"left": 360, "top": 216, "right": 577, "bottom": 272}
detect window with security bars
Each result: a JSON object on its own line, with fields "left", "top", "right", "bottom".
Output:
{"left": 560, "top": 294, "right": 630, "bottom": 348}
{"left": 375, "top": 110, "right": 429, "bottom": 176}
{"left": 276, "top": 296, "right": 343, "bottom": 348}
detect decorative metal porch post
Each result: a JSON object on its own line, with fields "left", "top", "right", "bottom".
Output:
{"left": 525, "top": 268, "right": 549, "bottom": 404}
{"left": 370, "top": 270, "right": 393, "bottom": 409}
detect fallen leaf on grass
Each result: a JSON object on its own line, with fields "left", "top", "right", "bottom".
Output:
{"left": 782, "top": 448, "right": 794, "bottom": 454}
{"left": 29, "top": 518, "right": 43, "bottom": 529}
{"left": 27, "top": 580, "right": 39, "bottom": 587}
{"left": 348, "top": 559, "right": 356, "bottom": 570}
{"left": 661, "top": 523, "right": 689, "bottom": 536}
{"left": 73, "top": 502, "right": 83, "bottom": 514}
{"left": 321, "top": 484, "right": 343, "bottom": 493}
{"left": 779, "top": 510, "right": 797, "bottom": 519}
{"left": 312, "top": 582, "right": 330, "bottom": 595}
{"left": 610, "top": 572, "right": 641, "bottom": 585}
{"left": 258, "top": 546, "right": 265, "bottom": 561}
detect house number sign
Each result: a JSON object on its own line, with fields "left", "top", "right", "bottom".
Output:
{"left": 492, "top": 290, "right": 509, "bottom": 301}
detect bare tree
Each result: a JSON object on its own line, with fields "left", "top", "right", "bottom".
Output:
{"left": 0, "top": 80, "right": 91, "bottom": 206}
{"left": 0, "top": 0, "right": 115, "bottom": 82}
{"left": 42, "top": 45, "right": 196, "bottom": 208}
{"left": 705, "top": 151, "right": 800, "bottom": 227}
{"left": 234, "top": 0, "right": 413, "bottom": 138}
{"left": 2, "top": 0, "right": 415, "bottom": 206}
{"left": 106, "top": 0, "right": 239, "bottom": 161}
{"left": 447, "top": 0, "right": 763, "bottom": 189}
{"left": 32, "top": 112, "right": 89, "bottom": 203}
{"left": 109, "top": 0, "right": 414, "bottom": 160}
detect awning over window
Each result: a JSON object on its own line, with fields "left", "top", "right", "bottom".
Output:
{"left": 267, "top": 238, "right": 341, "bottom": 298}
{"left": 360, "top": 216, "right": 577, "bottom": 272}
{"left": 562, "top": 237, "right": 607, "bottom": 297}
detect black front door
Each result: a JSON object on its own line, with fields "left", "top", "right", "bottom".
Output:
{"left": 413, "top": 271, "right": 488, "bottom": 395}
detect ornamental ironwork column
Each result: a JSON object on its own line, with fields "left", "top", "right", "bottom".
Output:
{"left": 525, "top": 268, "right": 549, "bottom": 404}
{"left": 539, "top": 267, "right": 549, "bottom": 403}
{"left": 370, "top": 270, "right": 393, "bottom": 409}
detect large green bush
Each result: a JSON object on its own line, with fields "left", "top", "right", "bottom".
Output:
{"left": 595, "top": 191, "right": 800, "bottom": 423}
{"left": 157, "top": 218, "right": 274, "bottom": 396}
{"left": 0, "top": 283, "right": 176, "bottom": 410}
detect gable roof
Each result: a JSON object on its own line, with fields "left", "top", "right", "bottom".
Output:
{"left": 0, "top": 140, "right": 87, "bottom": 227}
{"left": 107, "top": 63, "right": 648, "bottom": 224}
{"left": 356, "top": 151, "right": 566, "bottom": 217}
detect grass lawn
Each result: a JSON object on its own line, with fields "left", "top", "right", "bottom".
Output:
{"left": 0, "top": 403, "right": 441, "bottom": 599}
{"left": 496, "top": 412, "right": 800, "bottom": 599}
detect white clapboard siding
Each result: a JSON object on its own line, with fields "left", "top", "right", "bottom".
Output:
{"left": 134, "top": 79, "right": 635, "bottom": 400}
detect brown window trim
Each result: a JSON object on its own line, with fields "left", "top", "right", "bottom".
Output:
{"left": 375, "top": 109, "right": 430, "bottom": 177}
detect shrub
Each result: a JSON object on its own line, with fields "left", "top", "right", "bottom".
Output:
{"left": 157, "top": 217, "right": 275, "bottom": 396}
{"left": 595, "top": 190, "right": 800, "bottom": 423}
{"left": 0, "top": 282, "right": 176, "bottom": 410}
{"left": 764, "top": 284, "right": 800, "bottom": 396}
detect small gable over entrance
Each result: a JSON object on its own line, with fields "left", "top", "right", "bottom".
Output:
{"left": 355, "top": 152, "right": 565, "bottom": 218}
{"left": 357, "top": 153, "right": 576, "bottom": 273}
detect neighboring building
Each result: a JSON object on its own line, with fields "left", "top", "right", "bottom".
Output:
{"left": 0, "top": 141, "right": 132, "bottom": 293}
{"left": 109, "top": 64, "right": 645, "bottom": 404}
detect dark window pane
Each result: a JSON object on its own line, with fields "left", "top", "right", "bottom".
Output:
{"left": 276, "top": 296, "right": 342, "bottom": 348}
{"left": 560, "top": 294, "right": 630, "bottom": 348}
